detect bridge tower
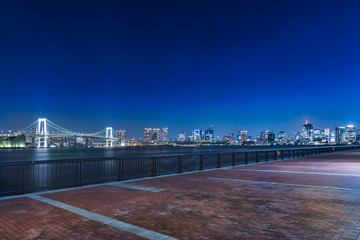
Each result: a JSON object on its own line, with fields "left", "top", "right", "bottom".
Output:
{"left": 37, "top": 118, "right": 48, "bottom": 148}
{"left": 106, "top": 127, "right": 114, "bottom": 147}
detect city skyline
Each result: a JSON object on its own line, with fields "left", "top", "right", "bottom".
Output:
{"left": 1, "top": 117, "right": 358, "bottom": 141}
{"left": 1, "top": 1, "right": 360, "bottom": 138}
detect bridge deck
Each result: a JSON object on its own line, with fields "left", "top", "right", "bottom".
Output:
{"left": 1, "top": 151, "right": 360, "bottom": 239}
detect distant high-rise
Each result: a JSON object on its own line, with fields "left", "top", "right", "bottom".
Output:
{"left": 330, "top": 130, "right": 336, "bottom": 143}
{"left": 162, "top": 128, "right": 168, "bottom": 141}
{"left": 356, "top": 129, "right": 360, "bottom": 142}
{"left": 236, "top": 129, "right": 241, "bottom": 142}
{"left": 240, "top": 131, "right": 247, "bottom": 143}
{"left": 229, "top": 132, "right": 234, "bottom": 141}
{"left": 346, "top": 125, "right": 356, "bottom": 143}
{"left": 152, "top": 128, "right": 161, "bottom": 141}
{"left": 194, "top": 129, "right": 201, "bottom": 141}
{"left": 313, "top": 129, "right": 321, "bottom": 140}
{"left": 116, "top": 130, "right": 126, "bottom": 140}
{"left": 324, "top": 128, "right": 330, "bottom": 140}
{"left": 205, "top": 126, "right": 214, "bottom": 141}
{"left": 277, "top": 131, "right": 287, "bottom": 143}
{"left": 144, "top": 128, "right": 152, "bottom": 142}
{"left": 259, "top": 130, "right": 275, "bottom": 144}
{"left": 302, "top": 120, "right": 314, "bottom": 142}
{"left": 335, "top": 127, "right": 346, "bottom": 144}
{"left": 178, "top": 132, "right": 186, "bottom": 141}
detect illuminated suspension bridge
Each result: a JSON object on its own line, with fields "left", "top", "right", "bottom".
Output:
{"left": 20, "top": 118, "right": 118, "bottom": 148}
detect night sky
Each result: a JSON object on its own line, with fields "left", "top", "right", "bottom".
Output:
{"left": 1, "top": 0, "right": 360, "bottom": 138}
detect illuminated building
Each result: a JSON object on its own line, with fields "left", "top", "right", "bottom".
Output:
{"left": 330, "top": 130, "right": 335, "bottom": 143}
{"left": 346, "top": 124, "right": 356, "bottom": 143}
{"left": 178, "top": 132, "right": 186, "bottom": 141}
{"left": 236, "top": 129, "right": 241, "bottom": 142}
{"left": 116, "top": 130, "right": 126, "bottom": 140}
{"left": 335, "top": 127, "right": 346, "bottom": 144}
{"left": 144, "top": 128, "right": 152, "bottom": 142}
{"left": 277, "top": 131, "right": 287, "bottom": 143}
{"left": 259, "top": 130, "right": 275, "bottom": 144}
{"left": 205, "top": 126, "right": 214, "bottom": 141}
{"left": 0, "top": 134, "right": 25, "bottom": 148}
{"left": 229, "top": 132, "right": 234, "bottom": 141}
{"left": 356, "top": 130, "right": 360, "bottom": 142}
{"left": 313, "top": 129, "right": 321, "bottom": 140}
{"left": 161, "top": 128, "right": 168, "bottom": 141}
{"left": 240, "top": 131, "right": 248, "bottom": 143}
{"left": 194, "top": 129, "right": 201, "bottom": 141}
{"left": 152, "top": 128, "right": 161, "bottom": 141}
{"left": 302, "top": 120, "right": 314, "bottom": 143}
{"left": 324, "top": 128, "right": 330, "bottom": 140}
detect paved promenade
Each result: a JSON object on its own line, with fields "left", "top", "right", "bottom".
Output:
{"left": 1, "top": 151, "right": 360, "bottom": 239}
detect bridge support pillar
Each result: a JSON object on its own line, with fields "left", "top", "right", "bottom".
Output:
{"left": 106, "top": 127, "right": 114, "bottom": 147}
{"left": 37, "top": 118, "right": 48, "bottom": 148}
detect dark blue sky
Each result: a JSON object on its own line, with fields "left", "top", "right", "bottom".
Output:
{"left": 1, "top": 0, "right": 360, "bottom": 138}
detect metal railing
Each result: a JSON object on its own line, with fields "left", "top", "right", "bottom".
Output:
{"left": 0, "top": 145, "right": 357, "bottom": 197}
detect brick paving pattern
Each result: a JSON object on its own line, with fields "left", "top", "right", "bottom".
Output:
{"left": 0, "top": 197, "right": 144, "bottom": 240}
{"left": 1, "top": 151, "right": 360, "bottom": 239}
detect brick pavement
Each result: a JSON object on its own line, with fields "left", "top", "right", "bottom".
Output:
{"left": 1, "top": 151, "right": 360, "bottom": 239}
{"left": 0, "top": 197, "right": 144, "bottom": 240}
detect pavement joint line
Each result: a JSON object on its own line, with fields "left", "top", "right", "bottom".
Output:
{"left": 0, "top": 154, "right": 333, "bottom": 201}
{"left": 28, "top": 194, "right": 177, "bottom": 240}
{"left": 107, "top": 182, "right": 167, "bottom": 192}
{"left": 286, "top": 162, "right": 360, "bottom": 164}
{"left": 227, "top": 169, "right": 360, "bottom": 177}
{"left": 207, "top": 177, "right": 360, "bottom": 192}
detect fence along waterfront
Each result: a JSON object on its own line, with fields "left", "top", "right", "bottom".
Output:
{"left": 0, "top": 145, "right": 357, "bottom": 197}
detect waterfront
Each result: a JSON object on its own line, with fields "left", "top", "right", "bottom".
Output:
{"left": 1, "top": 150, "right": 360, "bottom": 239}
{"left": 0, "top": 145, "right": 326, "bottom": 163}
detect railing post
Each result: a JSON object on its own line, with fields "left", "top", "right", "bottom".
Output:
{"left": 151, "top": 157, "right": 157, "bottom": 177}
{"left": 256, "top": 151, "right": 259, "bottom": 163}
{"left": 281, "top": 150, "right": 284, "bottom": 160}
{"left": 245, "top": 152, "right": 248, "bottom": 164}
{"left": 78, "top": 161, "right": 82, "bottom": 186}
{"left": 265, "top": 151, "right": 269, "bottom": 162}
{"left": 232, "top": 153, "right": 236, "bottom": 166}
{"left": 199, "top": 154, "right": 204, "bottom": 170}
{"left": 118, "top": 159, "right": 123, "bottom": 181}
{"left": 177, "top": 155, "right": 183, "bottom": 173}
{"left": 17, "top": 165, "right": 25, "bottom": 195}
{"left": 217, "top": 154, "right": 221, "bottom": 168}
{"left": 274, "top": 150, "right": 278, "bottom": 161}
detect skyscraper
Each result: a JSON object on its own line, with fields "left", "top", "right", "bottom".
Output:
{"left": 277, "top": 131, "right": 287, "bottom": 143}
{"left": 144, "top": 128, "right": 152, "bottom": 142}
{"left": 302, "top": 120, "right": 314, "bottom": 143}
{"left": 240, "top": 131, "right": 248, "bottom": 143}
{"left": 324, "top": 128, "right": 330, "bottom": 140}
{"left": 204, "top": 126, "right": 214, "bottom": 141}
{"left": 178, "top": 132, "right": 186, "bottom": 141}
{"left": 116, "top": 130, "right": 126, "bottom": 140}
{"left": 346, "top": 124, "right": 356, "bottom": 143}
{"left": 229, "top": 132, "right": 234, "bottom": 141}
{"left": 335, "top": 127, "right": 346, "bottom": 144}
{"left": 152, "top": 128, "right": 161, "bottom": 142}
{"left": 161, "top": 128, "right": 168, "bottom": 142}
{"left": 193, "top": 129, "right": 201, "bottom": 141}
{"left": 330, "top": 130, "right": 336, "bottom": 143}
